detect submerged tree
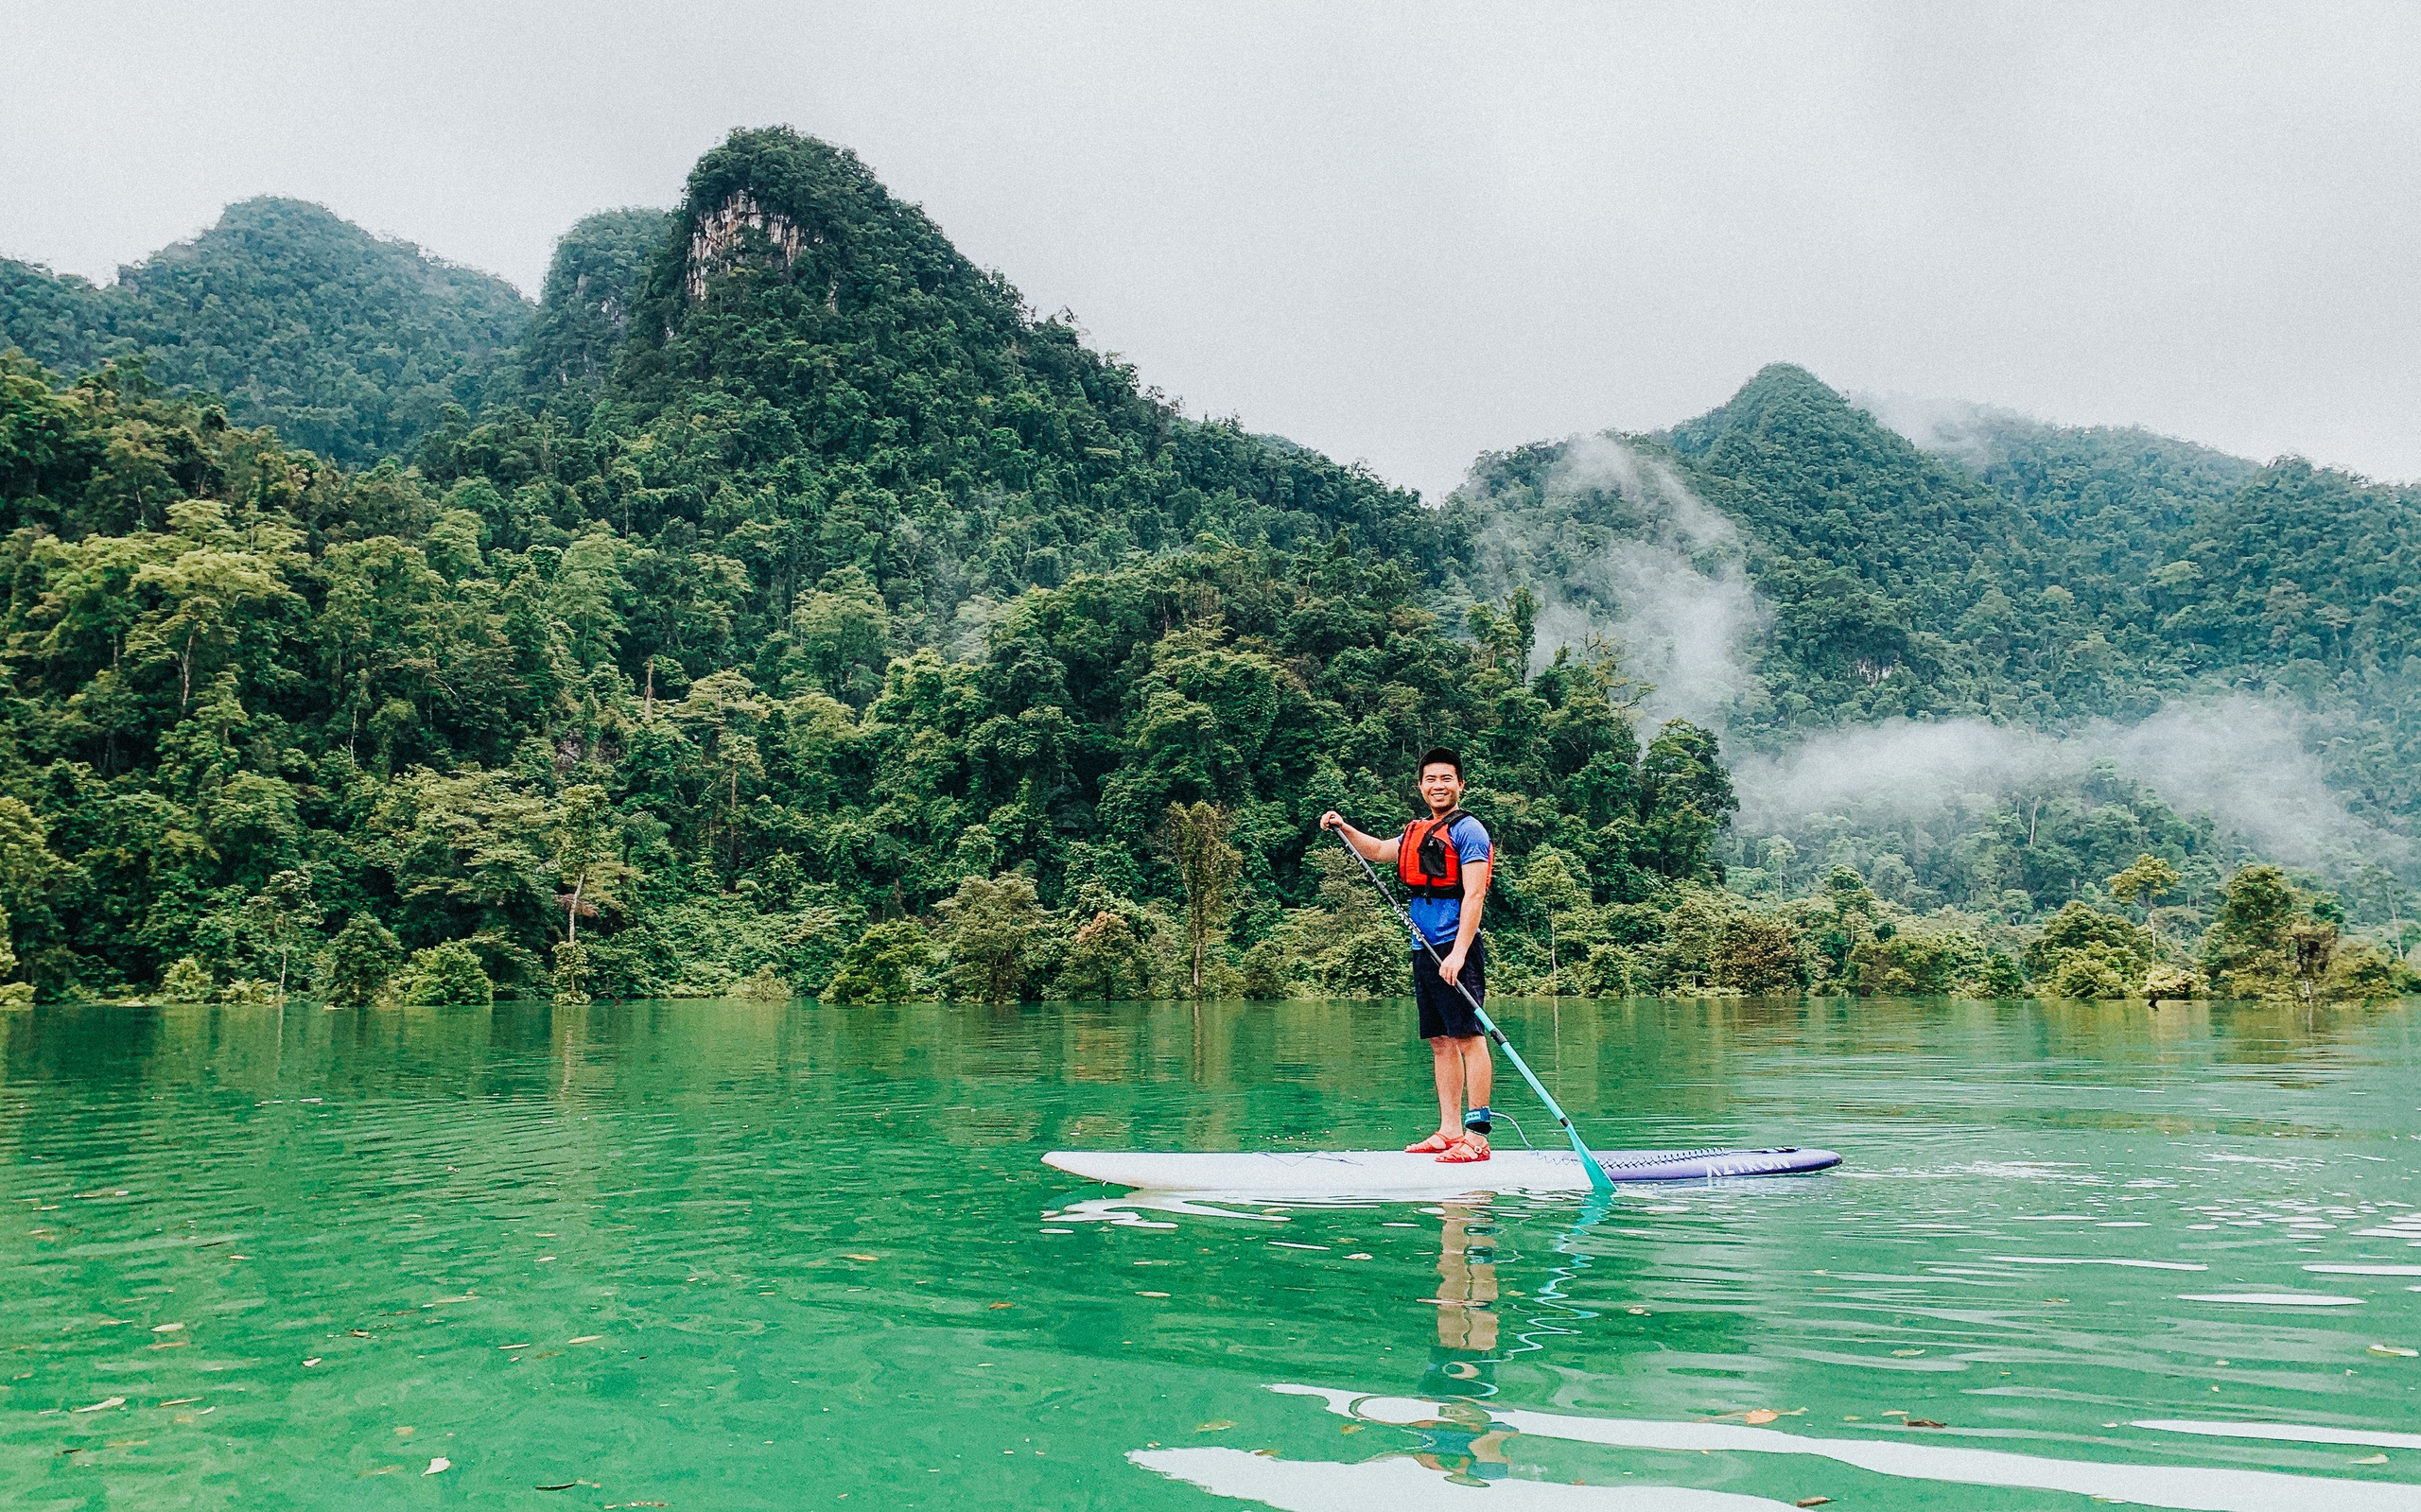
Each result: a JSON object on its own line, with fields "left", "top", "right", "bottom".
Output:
{"left": 2203, "top": 863, "right": 2298, "bottom": 998}
{"left": 823, "top": 920, "right": 934, "bottom": 1004}
{"left": 316, "top": 914, "right": 401, "bottom": 1006}
{"left": 241, "top": 867, "right": 322, "bottom": 1004}
{"left": 398, "top": 940, "right": 494, "bottom": 1006}
{"left": 2107, "top": 853, "right": 2182, "bottom": 939}
{"left": 1157, "top": 802, "right": 1242, "bottom": 999}
{"left": 934, "top": 874, "right": 1050, "bottom": 1003}
{"left": 1520, "top": 847, "right": 1590, "bottom": 997}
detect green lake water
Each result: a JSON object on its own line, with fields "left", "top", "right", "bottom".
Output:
{"left": 3, "top": 996, "right": 2418, "bottom": 1510}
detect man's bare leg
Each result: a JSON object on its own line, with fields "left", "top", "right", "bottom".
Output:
{"left": 1430, "top": 1036, "right": 1463, "bottom": 1138}
{"left": 1457, "top": 1034, "right": 1492, "bottom": 1121}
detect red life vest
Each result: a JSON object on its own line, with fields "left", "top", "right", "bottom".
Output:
{"left": 1399, "top": 808, "right": 1473, "bottom": 899}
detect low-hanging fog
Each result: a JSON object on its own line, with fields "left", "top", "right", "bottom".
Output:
{"left": 1729, "top": 700, "right": 2413, "bottom": 877}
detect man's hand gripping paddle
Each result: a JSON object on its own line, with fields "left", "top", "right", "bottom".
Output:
{"left": 1332, "top": 827, "right": 1616, "bottom": 1195}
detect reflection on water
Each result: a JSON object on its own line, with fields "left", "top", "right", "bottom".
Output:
{"left": 1135, "top": 1446, "right": 1803, "bottom": 1508}
{"left": 1141, "top": 1382, "right": 2421, "bottom": 1511}
{"left": 0, "top": 994, "right": 2415, "bottom": 1508}
{"left": 1413, "top": 1203, "right": 1512, "bottom": 1486}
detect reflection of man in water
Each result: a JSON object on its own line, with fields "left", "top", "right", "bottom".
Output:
{"left": 1409, "top": 1203, "right": 1515, "bottom": 1486}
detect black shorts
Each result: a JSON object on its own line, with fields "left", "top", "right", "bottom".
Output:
{"left": 1413, "top": 938, "right": 1487, "bottom": 1040}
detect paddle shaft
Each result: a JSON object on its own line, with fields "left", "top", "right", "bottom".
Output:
{"left": 1332, "top": 827, "right": 1615, "bottom": 1193}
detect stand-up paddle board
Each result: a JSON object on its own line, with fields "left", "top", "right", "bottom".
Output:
{"left": 1043, "top": 1146, "right": 1838, "bottom": 1195}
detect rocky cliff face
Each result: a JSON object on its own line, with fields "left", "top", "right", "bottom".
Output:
{"left": 684, "top": 191, "right": 818, "bottom": 304}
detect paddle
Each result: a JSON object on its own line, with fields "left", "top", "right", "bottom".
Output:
{"left": 1332, "top": 827, "right": 1616, "bottom": 1194}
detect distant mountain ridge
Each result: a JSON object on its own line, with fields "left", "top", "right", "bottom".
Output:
{"left": 0, "top": 198, "right": 531, "bottom": 462}
{"left": 0, "top": 130, "right": 1662, "bottom": 1005}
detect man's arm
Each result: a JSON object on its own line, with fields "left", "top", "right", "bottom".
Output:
{"left": 1318, "top": 811, "right": 1401, "bottom": 865}
{"left": 1437, "top": 856, "right": 1490, "bottom": 986}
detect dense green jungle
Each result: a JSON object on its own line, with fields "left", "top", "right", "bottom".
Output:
{"left": 1, "top": 126, "right": 2415, "bottom": 1010}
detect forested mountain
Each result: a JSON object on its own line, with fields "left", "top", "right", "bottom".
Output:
{"left": 0, "top": 127, "right": 1735, "bottom": 1008}
{"left": 1471, "top": 365, "right": 2417, "bottom": 750}
{"left": 1861, "top": 398, "right": 2258, "bottom": 586}
{"left": 1455, "top": 364, "right": 2421, "bottom": 946}
{"left": 0, "top": 198, "right": 531, "bottom": 463}
{"left": 514, "top": 208, "right": 670, "bottom": 396}
{"left": 0, "top": 130, "right": 2407, "bottom": 1007}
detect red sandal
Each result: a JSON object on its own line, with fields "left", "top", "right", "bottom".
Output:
{"left": 1436, "top": 1133, "right": 1490, "bottom": 1163}
{"left": 1404, "top": 1132, "right": 1457, "bottom": 1154}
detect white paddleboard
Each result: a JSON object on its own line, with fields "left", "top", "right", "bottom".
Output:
{"left": 1042, "top": 1146, "right": 1838, "bottom": 1195}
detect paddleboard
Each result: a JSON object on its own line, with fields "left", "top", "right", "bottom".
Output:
{"left": 1043, "top": 1145, "right": 1838, "bottom": 1194}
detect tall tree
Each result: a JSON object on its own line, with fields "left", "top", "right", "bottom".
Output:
{"left": 241, "top": 867, "right": 322, "bottom": 1004}
{"left": 1157, "top": 801, "right": 1241, "bottom": 998}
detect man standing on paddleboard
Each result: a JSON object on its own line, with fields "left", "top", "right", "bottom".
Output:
{"left": 1320, "top": 747, "right": 1496, "bottom": 1162}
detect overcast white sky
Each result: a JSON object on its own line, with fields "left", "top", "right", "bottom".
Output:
{"left": 4, "top": 1, "right": 2416, "bottom": 498}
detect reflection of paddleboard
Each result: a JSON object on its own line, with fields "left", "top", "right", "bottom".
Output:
{"left": 1043, "top": 1146, "right": 1838, "bottom": 1193}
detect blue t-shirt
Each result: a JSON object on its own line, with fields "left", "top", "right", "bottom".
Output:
{"left": 1404, "top": 813, "right": 1492, "bottom": 946}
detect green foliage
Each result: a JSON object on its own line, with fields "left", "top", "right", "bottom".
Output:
{"left": 397, "top": 939, "right": 494, "bottom": 1006}
{"left": 551, "top": 782, "right": 625, "bottom": 944}
{"left": 2320, "top": 941, "right": 2421, "bottom": 1002}
{"left": 1158, "top": 802, "right": 1242, "bottom": 998}
{"left": 1272, "top": 847, "right": 1410, "bottom": 998}
{"left": 823, "top": 920, "right": 934, "bottom": 1004}
{"left": 2107, "top": 853, "right": 2182, "bottom": 913}
{"left": 1637, "top": 721, "right": 1737, "bottom": 881}
{"left": 1751, "top": 867, "right": 2018, "bottom": 997}
{"left": 2, "top": 200, "right": 531, "bottom": 463}
{"left": 1660, "top": 367, "right": 2033, "bottom": 725}
{"left": 2143, "top": 962, "right": 2203, "bottom": 1004}
{"left": 0, "top": 141, "right": 1740, "bottom": 1003}
{"left": 2042, "top": 946, "right": 2134, "bottom": 999}
{"left": 551, "top": 939, "right": 592, "bottom": 1003}
{"left": 733, "top": 963, "right": 792, "bottom": 1000}
{"left": 1317, "top": 927, "right": 1405, "bottom": 998}
{"left": 1944, "top": 409, "right": 2256, "bottom": 610}
{"left": 2201, "top": 863, "right": 2299, "bottom": 997}
{"left": 242, "top": 867, "right": 322, "bottom": 1000}
{"left": 516, "top": 209, "right": 671, "bottom": 395}
{"left": 1464, "top": 364, "right": 2420, "bottom": 924}
{"left": 1236, "top": 937, "right": 1294, "bottom": 999}
{"left": 1844, "top": 929, "right": 1957, "bottom": 997}
{"left": 0, "top": 900, "right": 23, "bottom": 1002}
{"left": 160, "top": 955, "right": 213, "bottom": 1001}
{"left": 1055, "top": 910, "right": 1151, "bottom": 999}
{"left": 1784, "top": 867, "right": 1890, "bottom": 985}
{"left": 1568, "top": 942, "right": 1641, "bottom": 998}
{"left": 934, "top": 873, "right": 1052, "bottom": 1003}
{"left": 2025, "top": 901, "right": 2160, "bottom": 998}
{"left": 1651, "top": 887, "right": 1792, "bottom": 994}
{"left": 2190, "top": 861, "right": 2406, "bottom": 1000}
{"left": 317, "top": 914, "right": 401, "bottom": 1005}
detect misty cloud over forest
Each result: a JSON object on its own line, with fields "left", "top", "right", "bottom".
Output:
{"left": 1464, "top": 436, "right": 1762, "bottom": 730}
{"left": 1732, "top": 700, "right": 2412, "bottom": 877}
{"left": 1460, "top": 430, "right": 2412, "bottom": 886}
